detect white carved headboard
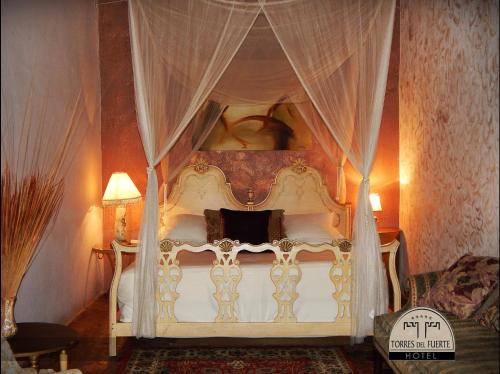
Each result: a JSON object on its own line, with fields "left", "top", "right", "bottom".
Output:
{"left": 161, "top": 159, "right": 351, "bottom": 239}
{"left": 164, "top": 160, "right": 246, "bottom": 217}
{"left": 252, "top": 159, "right": 351, "bottom": 239}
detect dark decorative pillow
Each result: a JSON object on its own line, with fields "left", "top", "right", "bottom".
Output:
{"left": 204, "top": 209, "right": 224, "bottom": 243}
{"left": 220, "top": 208, "right": 271, "bottom": 245}
{"left": 417, "top": 254, "right": 499, "bottom": 319}
{"left": 268, "top": 209, "right": 285, "bottom": 242}
{"left": 473, "top": 285, "right": 499, "bottom": 332}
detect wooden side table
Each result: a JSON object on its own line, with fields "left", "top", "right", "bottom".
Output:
{"left": 378, "top": 227, "right": 400, "bottom": 245}
{"left": 7, "top": 323, "right": 78, "bottom": 371}
{"left": 93, "top": 240, "right": 138, "bottom": 259}
{"left": 92, "top": 247, "right": 114, "bottom": 260}
{"left": 93, "top": 245, "right": 136, "bottom": 285}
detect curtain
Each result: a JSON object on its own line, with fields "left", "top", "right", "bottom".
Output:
{"left": 1, "top": 0, "right": 99, "bottom": 180}
{"left": 294, "top": 101, "right": 347, "bottom": 203}
{"left": 210, "top": 12, "right": 306, "bottom": 105}
{"left": 128, "top": 0, "right": 261, "bottom": 337}
{"left": 159, "top": 101, "right": 225, "bottom": 219}
{"left": 1, "top": 0, "right": 101, "bottom": 330}
{"left": 157, "top": 8, "right": 346, "bottom": 203}
{"left": 336, "top": 153, "right": 347, "bottom": 204}
{"left": 261, "top": 0, "right": 396, "bottom": 339}
{"left": 129, "top": 0, "right": 395, "bottom": 340}
{"left": 167, "top": 101, "right": 227, "bottom": 184}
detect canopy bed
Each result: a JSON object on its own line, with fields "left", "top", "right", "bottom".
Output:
{"left": 125, "top": 0, "right": 397, "bottom": 347}
{"left": 108, "top": 160, "right": 401, "bottom": 356}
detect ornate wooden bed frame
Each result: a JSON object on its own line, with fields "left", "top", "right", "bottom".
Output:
{"left": 108, "top": 159, "right": 400, "bottom": 356}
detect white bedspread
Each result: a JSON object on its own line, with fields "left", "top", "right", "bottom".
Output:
{"left": 118, "top": 261, "right": 340, "bottom": 323}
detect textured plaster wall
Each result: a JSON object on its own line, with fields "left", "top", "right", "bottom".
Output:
{"left": 99, "top": 1, "right": 401, "bottom": 246}
{"left": 6, "top": 0, "right": 105, "bottom": 323}
{"left": 399, "top": 0, "right": 499, "bottom": 273}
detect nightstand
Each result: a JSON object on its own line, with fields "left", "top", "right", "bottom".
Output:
{"left": 92, "top": 240, "right": 138, "bottom": 259}
{"left": 377, "top": 227, "right": 400, "bottom": 245}
{"left": 93, "top": 243, "right": 136, "bottom": 274}
{"left": 92, "top": 247, "right": 114, "bottom": 260}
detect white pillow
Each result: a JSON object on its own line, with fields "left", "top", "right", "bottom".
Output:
{"left": 283, "top": 212, "right": 343, "bottom": 244}
{"left": 159, "top": 214, "right": 207, "bottom": 244}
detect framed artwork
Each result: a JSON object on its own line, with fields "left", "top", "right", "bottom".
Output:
{"left": 198, "top": 102, "right": 312, "bottom": 151}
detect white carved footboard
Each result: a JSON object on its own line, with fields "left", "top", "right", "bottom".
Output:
{"left": 109, "top": 238, "right": 400, "bottom": 356}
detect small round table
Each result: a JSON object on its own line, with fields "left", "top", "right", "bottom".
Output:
{"left": 7, "top": 323, "right": 78, "bottom": 371}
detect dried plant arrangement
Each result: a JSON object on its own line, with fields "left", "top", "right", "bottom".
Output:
{"left": 1, "top": 167, "right": 64, "bottom": 336}
{"left": 1, "top": 92, "right": 82, "bottom": 337}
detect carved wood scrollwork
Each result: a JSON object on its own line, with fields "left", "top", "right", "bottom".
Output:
{"left": 153, "top": 237, "right": 357, "bottom": 325}
{"left": 329, "top": 243, "right": 352, "bottom": 321}
{"left": 291, "top": 158, "right": 307, "bottom": 174}
{"left": 193, "top": 158, "right": 209, "bottom": 174}
{"left": 157, "top": 240, "right": 182, "bottom": 323}
{"left": 271, "top": 239, "right": 302, "bottom": 322}
{"left": 211, "top": 239, "right": 242, "bottom": 322}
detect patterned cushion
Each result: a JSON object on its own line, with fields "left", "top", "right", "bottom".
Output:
{"left": 473, "top": 285, "right": 499, "bottom": 332}
{"left": 418, "top": 254, "right": 499, "bottom": 319}
{"left": 405, "top": 271, "right": 443, "bottom": 308}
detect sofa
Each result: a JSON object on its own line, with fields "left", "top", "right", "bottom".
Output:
{"left": 374, "top": 258, "right": 499, "bottom": 374}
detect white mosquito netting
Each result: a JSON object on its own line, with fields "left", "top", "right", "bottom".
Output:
{"left": 128, "top": 0, "right": 395, "bottom": 341}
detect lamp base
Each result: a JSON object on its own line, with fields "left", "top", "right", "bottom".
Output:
{"left": 115, "top": 205, "right": 127, "bottom": 242}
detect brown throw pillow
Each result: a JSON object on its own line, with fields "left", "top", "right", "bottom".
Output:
{"left": 204, "top": 209, "right": 223, "bottom": 243}
{"left": 268, "top": 209, "right": 285, "bottom": 242}
{"left": 204, "top": 208, "right": 284, "bottom": 245}
{"left": 220, "top": 208, "right": 271, "bottom": 245}
{"left": 417, "top": 254, "right": 499, "bottom": 319}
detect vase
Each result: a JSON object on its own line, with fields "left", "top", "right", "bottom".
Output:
{"left": 1, "top": 297, "right": 17, "bottom": 338}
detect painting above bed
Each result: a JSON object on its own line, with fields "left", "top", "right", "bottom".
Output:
{"left": 198, "top": 103, "right": 313, "bottom": 151}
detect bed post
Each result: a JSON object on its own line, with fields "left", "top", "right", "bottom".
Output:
{"left": 380, "top": 239, "right": 401, "bottom": 312}
{"left": 109, "top": 240, "right": 123, "bottom": 357}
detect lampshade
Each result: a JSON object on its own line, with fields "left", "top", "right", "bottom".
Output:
{"left": 369, "top": 193, "right": 382, "bottom": 212}
{"left": 103, "top": 172, "right": 142, "bottom": 206}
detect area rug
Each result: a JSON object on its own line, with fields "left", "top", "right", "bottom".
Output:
{"left": 117, "top": 346, "right": 356, "bottom": 374}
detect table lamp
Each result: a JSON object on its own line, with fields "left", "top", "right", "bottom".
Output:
{"left": 369, "top": 193, "right": 382, "bottom": 222}
{"left": 103, "top": 172, "right": 141, "bottom": 242}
